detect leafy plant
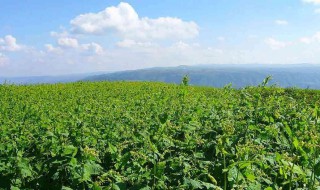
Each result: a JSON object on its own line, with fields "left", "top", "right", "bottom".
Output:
{"left": 0, "top": 81, "right": 319, "bottom": 189}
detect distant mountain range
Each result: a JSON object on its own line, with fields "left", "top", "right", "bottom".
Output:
{"left": 0, "top": 72, "right": 107, "bottom": 85}
{"left": 84, "top": 64, "right": 320, "bottom": 89}
{"left": 2, "top": 64, "right": 320, "bottom": 89}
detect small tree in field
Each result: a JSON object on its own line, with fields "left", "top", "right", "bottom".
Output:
{"left": 182, "top": 75, "right": 189, "bottom": 86}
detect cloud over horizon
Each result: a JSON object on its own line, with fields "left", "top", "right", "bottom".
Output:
{"left": 2, "top": 1, "right": 320, "bottom": 76}
{"left": 264, "top": 38, "right": 289, "bottom": 50}
{"left": 299, "top": 31, "right": 320, "bottom": 44}
{"left": 0, "top": 35, "right": 23, "bottom": 52}
{"left": 70, "top": 2, "right": 199, "bottom": 41}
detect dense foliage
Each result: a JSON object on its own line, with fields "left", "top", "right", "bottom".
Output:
{"left": 0, "top": 81, "right": 319, "bottom": 189}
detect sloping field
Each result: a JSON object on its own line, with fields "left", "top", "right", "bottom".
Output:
{"left": 0, "top": 81, "right": 319, "bottom": 189}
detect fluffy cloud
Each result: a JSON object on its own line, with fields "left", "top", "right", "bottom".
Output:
{"left": 302, "top": 0, "right": 320, "bottom": 5}
{"left": 70, "top": 2, "right": 199, "bottom": 40}
{"left": 116, "top": 39, "right": 157, "bottom": 48}
{"left": 46, "top": 37, "right": 104, "bottom": 55}
{"left": 45, "top": 44, "right": 63, "bottom": 54}
{"left": 3, "top": 37, "right": 318, "bottom": 76}
{"left": 300, "top": 37, "right": 312, "bottom": 44}
{"left": 171, "top": 41, "right": 192, "bottom": 50}
{"left": 58, "top": 37, "right": 79, "bottom": 48}
{"left": 6, "top": 2, "right": 320, "bottom": 76}
{"left": 264, "top": 38, "right": 289, "bottom": 49}
{"left": 82, "top": 43, "right": 104, "bottom": 54}
{"left": 275, "top": 20, "right": 288, "bottom": 25}
{"left": 300, "top": 32, "right": 320, "bottom": 44}
{"left": 0, "top": 35, "right": 22, "bottom": 51}
{"left": 50, "top": 30, "right": 69, "bottom": 38}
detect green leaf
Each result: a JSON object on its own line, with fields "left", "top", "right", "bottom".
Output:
{"left": 246, "top": 173, "right": 256, "bottom": 182}
{"left": 139, "top": 186, "right": 151, "bottom": 190}
{"left": 184, "top": 178, "right": 203, "bottom": 189}
{"left": 17, "top": 160, "right": 33, "bottom": 178}
{"left": 228, "top": 166, "right": 244, "bottom": 182}
{"left": 83, "top": 161, "right": 103, "bottom": 181}
{"left": 275, "top": 152, "right": 282, "bottom": 162}
{"left": 247, "top": 182, "right": 261, "bottom": 190}
{"left": 61, "top": 186, "right": 73, "bottom": 190}
{"left": 269, "top": 116, "right": 274, "bottom": 123}
{"left": 292, "top": 137, "right": 299, "bottom": 149}
{"left": 292, "top": 164, "right": 305, "bottom": 175}
{"left": 46, "top": 131, "right": 54, "bottom": 137}
{"left": 155, "top": 161, "right": 166, "bottom": 177}
{"left": 69, "top": 157, "right": 78, "bottom": 166}
{"left": 108, "top": 143, "right": 117, "bottom": 154}
{"left": 238, "top": 161, "right": 251, "bottom": 169}
{"left": 284, "top": 124, "right": 292, "bottom": 138}
{"left": 190, "top": 179, "right": 203, "bottom": 189}
{"left": 262, "top": 178, "right": 273, "bottom": 185}
{"left": 113, "top": 183, "right": 126, "bottom": 190}
{"left": 10, "top": 186, "right": 20, "bottom": 190}
{"left": 194, "top": 152, "right": 204, "bottom": 159}
{"left": 91, "top": 183, "right": 102, "bottom": 190}
{"left": 21, "top": 168, "right": 32, "bottom": 178}
{"left": 202, "top": 182, "right": 222, "bottom": 190}
{"left": 63, "top": 145, "right": 78, "bottom": 157}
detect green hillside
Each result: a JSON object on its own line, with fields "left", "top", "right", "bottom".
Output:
{"left": 0, "top": 81, "right": 319, "bottom": 189}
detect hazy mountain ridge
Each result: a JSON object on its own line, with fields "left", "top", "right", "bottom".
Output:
{"left": 0, "top": 71, "right": 108, "bottom": 84}
{"left": 84, "top": 64, "right": 320, "bottom": 89}
{"left": 2, "top": 64, "right": 320, "bottom": 89}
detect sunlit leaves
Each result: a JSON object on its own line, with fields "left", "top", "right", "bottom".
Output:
{"left": 0, "top": 81, "right": 319, "bottom": 189}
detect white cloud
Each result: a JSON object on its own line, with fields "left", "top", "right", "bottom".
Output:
{"left": 45, "top": 44, "right": 55, "bottom": 51}
{"left": 5, "top": 1, "right": 320, "bottom": 76}
{"left": 314, "top": 8, "right": 320, "bottom": 13}
{"left": 0, "top": 35, "right": 22, "bottom": 51}
{"left": 47, "top": 37, "right": 104, "bottom": 55}
{"left": 116, "top": 39, "right": 137, "bottom": 48}
{"left": 275, "top": 20, "right": 288, "bottom": 25}
{"left": 4, "top": 37, "right": 320, "bottom": 76}
{"left": 217, "top": 36, "right": 225, "bottom": 41}
{"left": 264, "top": 38, "right": 289, "bottom": 49}
{"left": 207, "top": 47, "right": 224, "bottom": 54}
{"left": 45, "top": 44, "right": 63, "bottom": 54}
{"left": 300, "top": 37, "right": 312, "bottom": 44}
{"left": 303, "top": 0, "right": 320, "bottom": 5}
{"left": 299, "top": 32, "right": 320, "bottom": 44}
{"left": 57, "top": 37, "right": 79, "bottom": 48}
{"left": 50, "top": 30, "right": 69, "bottom": 38}
{"left": 171, "top": 41, "right": 192, "bottom": 50}
{"left": 81, "top": 42, "right": 104, "bottom": 54}
{"left": 70, "top": 2, "right": 199, "bottom": 40}
{"left": 116, "top": 39, "right": 156, "bottom": 48}
{"left": 313, "top": 32, "right": 320, "bottom": 41}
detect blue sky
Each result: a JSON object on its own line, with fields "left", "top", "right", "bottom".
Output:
{"left": 1, "top": 0, "right": 320, "bottom": 76}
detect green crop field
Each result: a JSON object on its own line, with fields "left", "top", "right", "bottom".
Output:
{"left": 0, "top": 81, "right": 319, "bottom": 189}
